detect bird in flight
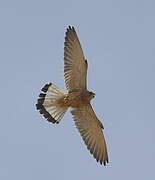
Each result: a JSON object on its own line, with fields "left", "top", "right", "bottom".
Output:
{"left": 36, "top": 26, "right": 108, "bottom": 165}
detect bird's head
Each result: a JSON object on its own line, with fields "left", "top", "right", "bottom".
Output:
{"left": 88, "top": 91, "right": 96, "bottom": 100}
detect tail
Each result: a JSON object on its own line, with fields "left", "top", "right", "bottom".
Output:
{"left": 36, "top": 83, "right": 68, "bottom": 124}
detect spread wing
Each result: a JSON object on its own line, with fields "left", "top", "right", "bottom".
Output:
{"left": 64, "top": 26, "right": 88, "bottom": 92}
{"left": 71, "top": 104, "right": 108, "bottom": 165}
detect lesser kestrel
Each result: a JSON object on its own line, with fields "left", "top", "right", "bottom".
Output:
{"left": 36, "top": 26, "right": 108, "bottom": 165}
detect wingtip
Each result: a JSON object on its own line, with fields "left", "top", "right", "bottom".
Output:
{"left": 67, "top": 25, "right": 76, "bottom": 32}
{"left": 99, "top": 159, "right": 108, "bottom": 166}
{"left": 102, "top": 157, "right": 109, "bottom": 166}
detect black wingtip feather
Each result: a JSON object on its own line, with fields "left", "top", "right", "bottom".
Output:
{"left": 67, "top": 26, "right": 76, "bottom": 33}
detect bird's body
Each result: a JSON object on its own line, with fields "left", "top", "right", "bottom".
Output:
{"left": 58, "top": 90, "right": 95, "bottom": 108}
{"left": 36, "top": 26, "right": 109, "bottom": 165}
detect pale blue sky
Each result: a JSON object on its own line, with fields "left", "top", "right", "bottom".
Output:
{"left": 0, "top": 0, "right": 155, "bottom": 179}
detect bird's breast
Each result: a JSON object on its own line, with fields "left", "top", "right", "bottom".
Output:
{"left": 66, "top": 91, "right": 89, "bottom": 108}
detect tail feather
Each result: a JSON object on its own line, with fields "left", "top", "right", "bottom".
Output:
{"left": 36, "top": 83, "right": 68, "bottom": 124}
